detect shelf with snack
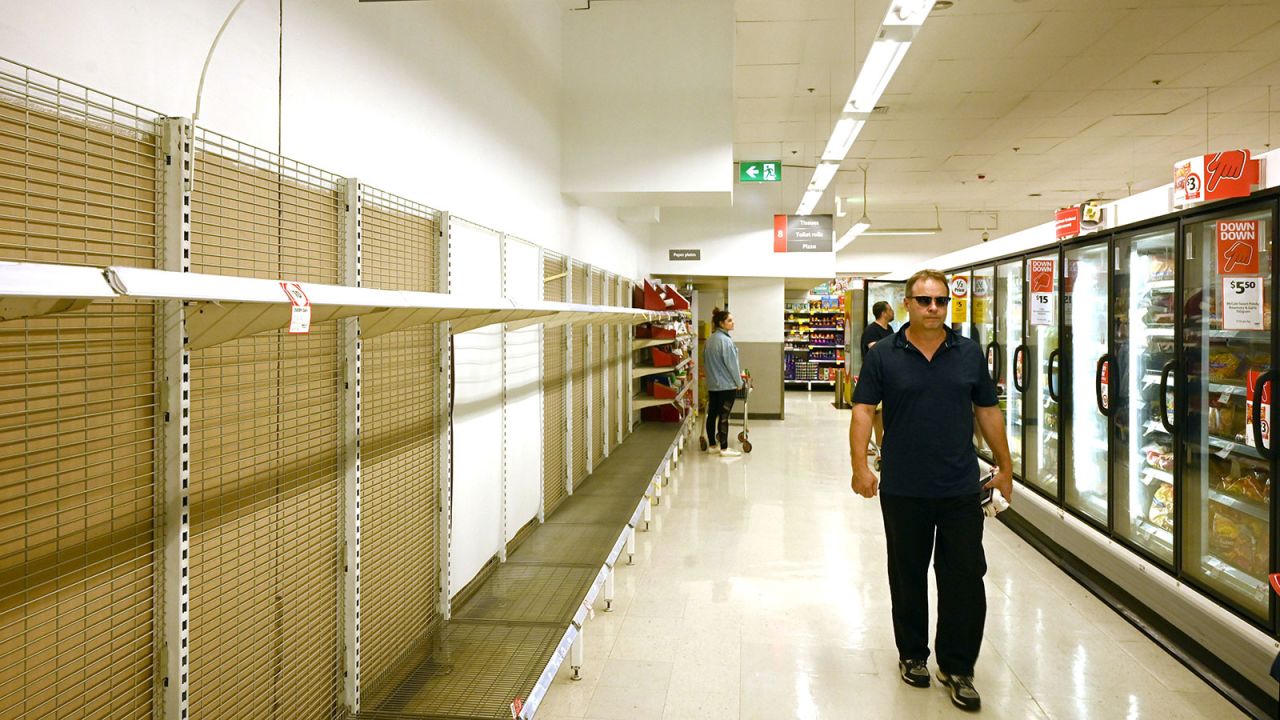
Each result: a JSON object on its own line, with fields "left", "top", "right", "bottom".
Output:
{"left": 632, "top": 356, "right": 692, "bottom": 380}
{"left": 632, "top": 282, "right": 694, "bottom": 422}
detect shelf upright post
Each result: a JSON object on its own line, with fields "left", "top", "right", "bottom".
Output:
{"left": 498, "top": 234, "right": 509, "bottom": 562}
{"left": 566, "top": 261, "right": 575, "bottom": 496}
{"left": 537, "top": 247, "right": 547, "bottom": 524}
{"left": 585, "top": 267, "right": 594, "bottom": 471}
{"left": 156, "top": 117, "right": 192, "bottom": 720}
{"left": 438, "top": 211, "right": 453, "bottom": 621}
{"left": 338, "top": 178, "right": 363, "bottom": 713}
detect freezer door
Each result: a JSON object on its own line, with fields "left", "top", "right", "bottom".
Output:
{"left": 1025, "top": 251, "right": 1061, "bottom": 497}
{"left": 972, "top": 266, "right": 997, "bottom": 460}
{"left": 997, "top": 260, "right": 1024, "bottom": 479}
{"left": 1179, "top": 203, "right": 1274, "bottom": 623}
{"left": 1113, "top": 225, "right": 1178, "bottom": 566}
{"left": 1063, "top": 242, "right": 1110, "bottom": 524}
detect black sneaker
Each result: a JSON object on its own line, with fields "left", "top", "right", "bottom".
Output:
{"left": 936, "top": 670, "right": 981, "bottom": 711}
{"left": 898, "top": 659, "right": 930, "bottom": 688}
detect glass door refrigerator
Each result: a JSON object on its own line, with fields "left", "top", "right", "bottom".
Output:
{"left": 1024, "top": 250, "right": 1061, "bottom": 497}
{"left": 972, "top": 266, "right": 996, "bottom": 459}
{"left": 865, "top": 280, "right": 903, "bottom": 334}
{"left": 1063, "top": 240, "right": 1110, "bottom": 525}
{"left": 1112, "top": 224, "right": 1178, "bottom": 566}
{"left": 1179, "top": 200, "right": 1275, "bottom": 624}
{"left": 997, "top": 260, "right": 1024, "bottom": 479}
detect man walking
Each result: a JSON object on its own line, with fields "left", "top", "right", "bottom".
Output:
{"left": 848, "top": 269, "right": 1014, "bottom": 711}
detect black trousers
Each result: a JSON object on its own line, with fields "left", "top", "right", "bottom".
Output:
{"left": 706, "top": 389, "right": 736, "bottom": 447}
{"left": 879, "top": 492, "right": 987, "bottom": 675}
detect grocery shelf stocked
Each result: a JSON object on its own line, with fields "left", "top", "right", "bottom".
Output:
{"left": 785, "top": 293, "right": 846, "bottom": 390}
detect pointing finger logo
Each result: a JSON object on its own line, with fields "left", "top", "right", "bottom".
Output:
{"left": 1223, "top": 240, "right": 1254, "bottom": 273}
{"left": 1205, "top": 150, "right": 1248, "bottom": 193}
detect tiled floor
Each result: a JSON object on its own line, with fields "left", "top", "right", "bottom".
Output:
{"left": 535, "top": 393, "right": 1246, "bottom": 719}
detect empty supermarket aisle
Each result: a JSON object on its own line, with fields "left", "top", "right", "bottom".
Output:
{"left": 535, "top": 393, "right": 1245, "bottom": 720}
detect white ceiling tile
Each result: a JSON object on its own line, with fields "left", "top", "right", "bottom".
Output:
{"left": 1010, "top": 9, "right": 1131, "bottom": 58}
{"left": 735, "top": 97, "right": 794, "bottom": 123}
{"left": 733, "top": 143, "right": 784, "bottom": 161}
{"left": 1006, "top": 91, "right": 1092, "bottom": 118}
{"left": 736, "top": 21, "right": 808, "bottom": 66}
{"left": 1034, "top": 54, "right": 1142, "bottom": 92}
{"left": 1082, "top": 7, "right": 1216, "bottom": 57}
{"left": 1174, "top": 51, "right": 1279, "bottom": 88}
{"left": 1118, "top": 88, "right": 1206, "bottom": 115}
{"left": 1026, "top": 115, "right": 1102, "bottom": 138}
{"left": 1162, "top": 5, "right": 1280, "bottom": 50}
{"left": 734, "top": 64, "right": 800, "bottom": 98}
{"left": 736, "top": 0, "right": 809, "bottom": 22}
{"left": 912, "top": 13, "right": 1047, "bottom": 61}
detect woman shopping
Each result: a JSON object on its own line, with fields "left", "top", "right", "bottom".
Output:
{"left": 704, "top": 308, "right": 744, "bottom": 457}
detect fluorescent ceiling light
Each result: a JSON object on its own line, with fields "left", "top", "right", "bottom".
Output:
{"left": 834, "top": 215, "right": 872, "bottom": 252}
{"left": 844, "top": 38, "right": 911, "bottom": 113}
{"left": 797, "top": 189, "right": 823, "bottom": 216}
{"left": 810, "top": 161, "right": 840, "bottom": 191}
{"left": 821, "top": 117, "right": 866, "bottom": 162}
{"left": 795, "top": 0, "right": 933, "bottom": 214}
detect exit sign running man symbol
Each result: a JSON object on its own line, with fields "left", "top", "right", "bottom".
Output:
{"left": 740, "top": 161, "right": 781, "bottom": 183}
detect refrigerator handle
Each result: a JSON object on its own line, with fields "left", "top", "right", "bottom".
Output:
{"left": 1250, "top": 369, "right": 1275, "bottom": 459}
{"left": 1013, "top": 345, "right": 1028, "bottom": 393}
{"left": 986, "top": 341, "right": 1001, "bottom": 383}
{"left": 1159, "top": 360, "right": 1176, "bottom": 434}
{"left": 1094, "top": 354, "right": 1113, "bottom": 417}
{"left": 1047, "top": 348, "right": 1062, "bottom": 402}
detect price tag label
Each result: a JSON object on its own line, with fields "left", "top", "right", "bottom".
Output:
{"left": 1222, "top": 277, "right": 1264, "bottom": 331}
{"left": 280, "top": 282, "right": 312, "bottom": 334}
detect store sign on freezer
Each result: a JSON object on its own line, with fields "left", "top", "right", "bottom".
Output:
{"left": 949, "top": 274, "right": 969, "bottom": 324}
{"left": 1029, "top": 259, "right": 1055, "bottom": 326}
{"left": 773, "top": 214, "right": 833, "bottom": 253}
{"left": 1173, "top": 150, "right": 1262, "bottom": 208}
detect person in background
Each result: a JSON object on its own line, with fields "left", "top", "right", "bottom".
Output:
{"left": 860, "top": 300, "right": 895, "bottom": 452}
{"left": 848, "top": 269, "right": 1014, "bottom": 712}
{"left": 704, "top": 307, "right": 743, "bottom": 457}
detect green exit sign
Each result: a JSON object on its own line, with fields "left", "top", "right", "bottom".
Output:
{"left": 739, "top": 161, "right": 781, "bottom": 183}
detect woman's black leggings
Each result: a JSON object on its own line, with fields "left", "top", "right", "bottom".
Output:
{"left": 706, "top": 389, "right": 737, "bottom": 448}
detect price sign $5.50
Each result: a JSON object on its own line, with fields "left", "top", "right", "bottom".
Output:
{"left": 1228, "top": 278, "right": 1259, "bottom": 295}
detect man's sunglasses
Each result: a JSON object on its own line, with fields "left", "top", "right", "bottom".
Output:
{"left": 909, "top": 296, "right": 951, "bottom": 307}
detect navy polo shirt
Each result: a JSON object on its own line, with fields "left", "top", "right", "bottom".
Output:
{"left": 852, "top": 322, "right": 999, "bottom": 497}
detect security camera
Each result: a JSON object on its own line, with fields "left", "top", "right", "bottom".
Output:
{"left": 981, "top": 231, "right": 990, "bottom": 242}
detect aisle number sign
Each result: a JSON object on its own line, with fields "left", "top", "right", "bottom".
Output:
{"left": 1246, "top": 369, "right": 1271, "bottom": 447}
{"left": 1222, "top": 277, "right": 1265, "bottom": 331}
{"left": 1029, "top": 259, "right": 1055, "bottom": 326}
{"left": 949, "top": 275, "right": 969, "bottom": 324}
{"left": 281, "top": 282, "right": 312, "bottom": 334}
{"left": 740, "top": 161, "right": 781, "bottom": 183}
{"left": 773, "top": 214, "right": 833, "bottom": 252}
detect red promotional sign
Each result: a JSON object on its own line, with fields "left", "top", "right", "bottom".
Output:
{"left": 773, "top": 214, "right": 788, "bottom": 253}
{"left": 1217, "top": 220, "right": 1260, "bottom": 275}
{"left": 1246, "top": 369, "right": 1272, "bottom": 447}
{"left": 1174, "top": 150, "right": 1261, "bottom": 207}
{"left": 1055, "top": 207, "right": 1081, "bottom": 240}
{"left": 1029, "top": 259, "right": 1055, "bottom": 293}
{"left": 950, "top": 275, "right": 969, "bottom": 298}
{"left": 1100, "top": 360, "right": 1110, "bottom": 409}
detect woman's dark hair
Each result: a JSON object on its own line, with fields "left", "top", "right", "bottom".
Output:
{"left": 711, "top": 307, "right": 731, "bottom": 328}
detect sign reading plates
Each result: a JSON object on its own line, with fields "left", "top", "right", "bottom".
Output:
{"left": 773, "top": 214, "right": 833, "bottom": 253}
{"left": 949, "top": 274, "right": 969, "bottom": 324}
{"left": 1174, "top": 150, "right": 1262, "bottom": 208}
{"left": 280, "top": 281, "right": 312, "bottom": 334}
{"left": 668, "top": 249, "right": 701, "bottom": 261}
{"left": 739, "top": 161, "right": 781, "bottom": 183}
{"left": 1029, "top": 259, "right": 1055, "bottom": 326}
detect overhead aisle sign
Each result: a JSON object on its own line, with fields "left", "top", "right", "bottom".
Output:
{"left": 1173, "top": 149, "right": 1262, "bottom": 208}
{"left": 740, "top": 161, "right": 781, "bottom": 183}
{"left": 773, "top": 214, "right": 833, "bottom": 253}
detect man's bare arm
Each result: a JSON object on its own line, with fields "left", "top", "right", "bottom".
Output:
{"left": 974, "top": 404, "right": 1013, "bottom": 502}
{"left": 849, "top": 403, "right": 878, "bottom": 497}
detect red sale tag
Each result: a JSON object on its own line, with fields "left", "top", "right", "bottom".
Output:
{"left": 1246, "top": 369, "right": 1272, "bottom": 447}
{"left": 1101, "top": 360, "right": 1110, "bottom": 409}
{"left": 280, "top": 281, "right": 312, "bottom": 334}
{"left": 1216, "top": 220, "right": 1260, "bottom": 275}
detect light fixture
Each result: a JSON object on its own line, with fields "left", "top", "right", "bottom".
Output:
{"left": 795, "top": 1, "right": 935, "bottom": 214}
{"left": 834, "top": 166, "right": 872, "bottom": 252}
{"left": 860, "top": 205, "right": 944, "bottom": 236}
{"left": 810, "top": 161, "right": 840, "bottom": 190}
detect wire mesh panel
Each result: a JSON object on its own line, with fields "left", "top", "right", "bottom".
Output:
{"left": 0, "top": 59, "right": 160, "bottom": 720}
{"left": 590, "top": 270, "right": 606, "bottom": 469}
{"left": 187, "top": 134, "right": 342, "bottom": 720}
{"left": 541, "top": 253, "right": 568, "bottom": 515}
{"left": 358, "top": 187, "right": 441, "bottom": 704}
{"left": 191, "top": 129, "right": 341, "bottom": 283}
{"left": 569, "top": 262, "right": 589, "bottom": 486}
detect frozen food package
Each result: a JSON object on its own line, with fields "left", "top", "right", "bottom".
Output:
{"left": 1208, "top": 504, "right": 1267, "bottom": 576}
{"left": 1208, "top": 351, "right": 1244, "bottom": 382}
{"left": 1148, "top": 483, "right": 1174, "bottom": 531}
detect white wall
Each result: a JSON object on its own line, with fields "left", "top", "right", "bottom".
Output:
{"left": 650, "top": 180, "right": 836, "bottom": 278}
{"left": 726, "top": 277, "right": 784, "bottom": 344}
{"left": 0, "top": 0, "right": 645, "bottom": 279}
{"left": 562, "top": 0, "right": 734, "bottom": 208}
{"left": 503, "top": 238, "right": 543, "bottom": 540}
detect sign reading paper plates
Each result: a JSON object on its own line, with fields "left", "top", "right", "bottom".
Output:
{"left": 1174, "top": 150, "right": 1262, "bottom": 208}
{"left": 773, "top": 214, "right": 833, "bottom": 253}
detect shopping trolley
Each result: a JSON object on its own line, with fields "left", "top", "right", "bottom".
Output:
{"left": 697, "top": 370, "right": 753, "bottom": 453}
